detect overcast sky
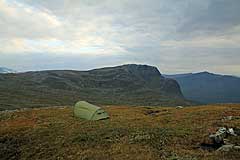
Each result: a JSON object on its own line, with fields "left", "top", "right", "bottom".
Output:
{"left": 0, "top": 0, "right": 240, "bottom": 75}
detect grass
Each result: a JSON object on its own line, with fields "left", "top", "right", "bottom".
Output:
{"left": 0, "top": 104, "right": 240, "bottom": 160}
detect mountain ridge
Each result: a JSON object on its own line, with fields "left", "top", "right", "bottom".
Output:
{"left": 0, "top": 64, "right": 191, "bottom": 110}
{"left": 164, "top": 71, "right": 239, "bottom": 79}
{"left": 164, "top": 72, "right": 240, "bottom": 104}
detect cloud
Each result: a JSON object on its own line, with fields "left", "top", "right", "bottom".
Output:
{"left": 177, "top": 0, "right": 240, "bottom": 38}
{"left": 0, "top": 0, "right": 240, "bottom": 76}
{"left": 0, "top": 0, "right": 133, "bottom": 55}
{"left": 0, "top": 0, "right": 61, "bottom": 39}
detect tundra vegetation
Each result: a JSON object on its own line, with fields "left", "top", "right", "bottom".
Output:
{"left": 1, "top": 104, "right": 240, "bottom": 160}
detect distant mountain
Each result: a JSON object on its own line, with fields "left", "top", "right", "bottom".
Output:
{"left": 0, "top": 64, "right": 192, "bottom": 110}
{"left": 0, "top": 67, "right": 15, "bottom": 73}
{"left": 164, "top": 72, "right": 240, "bottom": 104}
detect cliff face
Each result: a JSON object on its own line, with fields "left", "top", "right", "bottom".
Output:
{"left": 0, "top": 64, "right": 189, "bottom": 110}
{"left": 89, "top": 64, "right": 183, "bottom": 97}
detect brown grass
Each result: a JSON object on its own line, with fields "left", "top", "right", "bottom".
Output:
{"left": 0, "top": 104, "right": 240, "bottom": 160}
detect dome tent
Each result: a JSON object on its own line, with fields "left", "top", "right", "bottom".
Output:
{"left": 74, "top": 101, "right": 109, "bottom": 120}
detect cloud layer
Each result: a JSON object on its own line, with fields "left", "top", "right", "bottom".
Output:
{"left": 0, "top": 0, "right": 240, "bottom": 75}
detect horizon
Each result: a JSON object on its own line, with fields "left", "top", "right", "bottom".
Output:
{"left": 1, "top": 0, "right": 240, "bottom": 76}
{"left": 1, "top": 63, "right": 240, "bottom": 77}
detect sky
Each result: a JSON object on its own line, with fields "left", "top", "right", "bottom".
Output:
{"left": 0, "top": 0, "right": 240, "bottom": 75}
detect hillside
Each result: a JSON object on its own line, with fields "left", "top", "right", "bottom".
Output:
{"left": 1, "top": 104, "right": 240, "bottom": 160}
{"left": 0, "top": 64, "right": 190, "bottom": 110}
{"left": 165, "top": 72, "right": 240, "bottom": 104}
{"left": 0, "top": 67, "right": 15, "bottom": 74}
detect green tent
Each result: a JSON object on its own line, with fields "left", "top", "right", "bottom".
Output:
{"left": 74, "top": 101, "right": 109, "bottom": 120}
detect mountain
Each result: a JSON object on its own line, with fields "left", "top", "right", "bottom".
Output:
{"left": 0, "top": 64, "right": 191, "bottom": 110}
{"left": 164, "top": 72, "right": 240, "bottom": 104}
{"left": 0, "top": 67, "right": 15, "bottom": 73}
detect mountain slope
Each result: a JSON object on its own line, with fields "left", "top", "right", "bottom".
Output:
{"left": 165, "top": 72, "right": 240, "bottom": 104}
{"left": 0, "top": 67, "right": 15, "bottom": 73}
{"left": 0, "top": 64, "right": 190, "bottom": 110}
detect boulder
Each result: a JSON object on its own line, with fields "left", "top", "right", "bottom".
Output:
{"left": 233, "top": 146, "right": 240, "bottom": 150}
{"left": 176, "top": 106, "right": 184, "bottom": 109}
{"left": 222, "top": 116, "right": 240, "bottom": 121}
{"left": 233, "top": 128, "right": 240, "bottom": 135}
{"left": 209, "top": 134, "right": 224, "bottom": 144}
{"left": 223, "top": 139, "right": 232, "bottom": 145}
{"left": 217, "top": 144, "right": 234, "bottom": 152}
{"left": 217, "top": 145, "right": 240, "bottom": 152}
{"left": 207, "top": 127, "right": 239, "bottom": 151}
{"left": 228, "top": 128, "right": 237, "bottom": 136}
{"left": 209, "top": 127, "right": 227, "bottom": 144}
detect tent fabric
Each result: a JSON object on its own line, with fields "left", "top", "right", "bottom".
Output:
{"left": 74, "top": 101, "right": 109, "bottom": 120}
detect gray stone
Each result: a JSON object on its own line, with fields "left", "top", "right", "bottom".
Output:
{"left": 217, "top": 145, "right": 240, "bottom": 152}
{"left": 233, "top": 146, "right": 240, "bottom": 150}
{"left": 228, "top": 128, "right": 237, "bottom": 136}
{"left": 217, "top": 127, "right": 227, "bottom": 135}
{"left": 217, "top": 144, "right": 234, "bottom": 152}
{"left": 209, "top": 134, "right": 224, "bottom": 144}
{"left": 176, "top": 106, "right": 183, "bottom": 109}
{"left": 223, "top": 139, "right": 232, "bottom": 145}
{"left": 234, "top": 128, "right": 240, "bottom": 135}
{"left": 209, "top": 127, "right": 228, "bottom": 144}
{"left": 227, "top": 116, "right": 233, "bottom": 120}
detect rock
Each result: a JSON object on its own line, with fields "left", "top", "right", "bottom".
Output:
{"left": 209, "top": 127, "right": 227, "bottom": 144}
{"left": 222, "top": 116, "right": 240, "bottom": 121}
{"left": 227, "top": 116, "right": 233, "bottom": 120}
{"left": 145, "top": 110, "right": 160, "bottom": 116}
{"left": 228, "top": 128, "right": 237, "bottom": 136}
{"left": 176, "top": 106, "right": 183, "bottom": 109}
{"left": 222, "top": 116, "right": 232, "bottom": 122}
{"left": 209, "top": 134, "right": 224, "bottom": 144}
{"left": 207, "top": 127, "right": 240, "bottom": 151}
{"left": 217, "top": 145, "right": 240, "bottom": 152}
{"left": 223, "top": 139, "right": 232, "bottom": 145}
{"left": 233, "top": 146, "right": 240, "bottom": 150}
{"left": 217, "top": 127, "right": 227, "bottom": 135}
{"left": 217, "top": 144, "right": 234, "bottom": 152}
{"left": 233, "top": 128, "right": 240, "bottom": 135}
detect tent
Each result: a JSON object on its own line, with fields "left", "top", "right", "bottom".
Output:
{"left": 74, "top": 101, "right": 109, "bottom": 120}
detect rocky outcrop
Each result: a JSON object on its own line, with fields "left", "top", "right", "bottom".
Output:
{"left": 207, "top": 127, "right": 240, "bottom": 152}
